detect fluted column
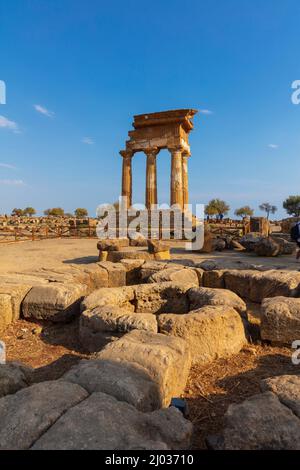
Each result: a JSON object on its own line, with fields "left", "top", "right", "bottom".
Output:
{"left": 182, "top": 151, "right": 190, "bottom": 208}
{"left": 145, "top": 147, "right": 159, "bottom": 209}
{"left": 169, "top": 146, "right": 183, "bottom": 208}
{"left": 120, "top": 150, "right": 133, "bottom": 208}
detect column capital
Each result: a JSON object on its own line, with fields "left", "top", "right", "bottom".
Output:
{"left": 182, "top": 149, "right": 191, "bottom": 157}
{"left": 120, "top": 149, "right": 134, "bottom": 159}
{"left": 168, "top": 145, "right": 184, "bottom": 154}
{"left": 144, "top": 147, "right": 159, "bottom": 158}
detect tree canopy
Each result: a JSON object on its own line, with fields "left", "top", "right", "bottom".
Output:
{"left": 44, "top": 207, "right": 65, "bottom": 217}
{"left": 11, "top": 208, "right": 24, "bottom": 216}
{"left": 23, "top": 207, "right": 36, "bottom": 216}
{"left": 234, "top": 206, "right": 254, "bottom": 218}
{"left": 205, "top": 199, "right": 230, "bottom": 218}
{"left": 74, "top": 208, "right": 88, "bottom": 218}
{"left": 259, "top": 202, "right": 277, "bottom": 219}
{"left": 283, "top": 195, "right": 300, "bottom": 217}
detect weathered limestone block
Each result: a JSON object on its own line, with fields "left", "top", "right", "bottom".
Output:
{"left": 27, "top": 264, "right": 109, "bottom": 292}
{"left": 0, "top": 381, "right": 88, "bottom": 450}
{"left": 130, "top": 235, "right": 148, "bottom": 247}
{"left": 192, "top": 267, "right": 204, "bottom": 286}
{"left": 261, "top": 375, "right": 300, "bottom": 418}
{"left": 107, "top": 250, "right": 152, "bottom": 262}
{"left": 79, "top": 306, "right": 157, "bottom": 352}
{"left": 254, "top": 237, "right": 280, "bottom": 257}
{"left": 198, "top": 231, "right": 214, "bottom": 253}
{"left": 22, "top": 283, "right": 87, "bottom": 322}
{"left": 230, "top": 239, "right": 245, "bottom": 251}
{"left": 240, "top": 233, "right": 262, "bottom": 252}
{"left": 224, "top": 270, "right": 300, "bottom": 303}
{"left": 158, "top": 306, "right": 246, "bottom": 365}
{"left": 197, "top": 259, "right": 256, "bottom": 272}
{"left": 73, "top": 264, "right": 109, "bottom": 291}
{"left": 97, "top": 261, "right": 126, "bottom": 287}
{"left": 148, "top": 267, "right": 199, "bottom": 286}
{"left": 0, "top": 284, "right": 32, "bottom": 322}
{"left": 222, "top": 392, "right": 300, "bottom": 450}
{"left": 81, "top": 286, "right": 135, "bottom": 312}
{"left": 0, "top": 362, "right": 33, "bottom": 398}
{"left": 0, "top": 294, "right": 13, "bottom": 331}
{"left": 212, "top": 238, "right": 226, "bottom": 251}
{"left": 154, "top": 250, "right": 171, "bottom": 260}
{"left": 0, "top": 274, "right": 49, "bottom": 286}
{"left": 202, "top": 270, "right": 226, "bottom": 288}
{"left": 119, "top": 259, "right": 145, "bottom": 284}
{"left": 32, "top": 392, "right": 193, "bottom": 450}
{"left": 63, "top": 359, "right": 160, "bottom": 411}
{"left": 274, "top": 237, "right": 296, "bottom": 255}
{"left": 97, "top": 238, "right": 129, "bottom": 252}
{"left": 261, "top": 297, "right": 300, "bottom": 344}
{"left": 134, "top": 282, "right": 193, "bottom": 314}
{"left": 188, "top": 287, "right": 246, "bottom": 314}
{"left": 139, "top": 261, "right": 169, "bottom": 281}
{"left": 98, "top": 330, "right": 191, "bottom": 407}
{"left": 98, "top": 250, "right": 108, "bottom": 261}
{"left": 147, "top": 239, "right": 169, "bottom": 254}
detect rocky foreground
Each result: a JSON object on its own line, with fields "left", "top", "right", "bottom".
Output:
{"left": 0, "top": 239, "right": 300, "bottom": 449}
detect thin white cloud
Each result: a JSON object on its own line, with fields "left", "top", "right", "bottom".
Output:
{"left": 268, "top": 144, "right": 279, "bottom": 149}
{"left": 199, "top": 109, "right": 213, "bottom": 115}
{"left": 0, "top": 179, "right": 24, "bottom": 186}
{"left": 33, "top": 104, "right": 54, "bottom": 118}
{"left": 0, "top": 115, "right": 19, "bottom": 133}
{"left": 82, "top": 137, "right": 94, "bottom": 145}
{"left": 0, "top": 163, "right": 17, "bottom": 170}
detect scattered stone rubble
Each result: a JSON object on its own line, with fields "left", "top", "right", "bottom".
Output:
{"left": 1, "top": 236, "right": 300, "bottom": 450}
{"left": 209, "top": 374, "right": 300, "bottom": 450}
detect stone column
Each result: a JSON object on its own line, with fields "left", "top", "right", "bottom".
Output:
{"left": 145, "top": 147, "right": 159, "bottom": 209}
{"left": 120, "top": 150, "right": 133, "bottom": 208}
{"left": 182, "top": 151, "right": 190, "bottom": 209}
{"left": 169, "top": 146, "right": 183, "bottom": 208}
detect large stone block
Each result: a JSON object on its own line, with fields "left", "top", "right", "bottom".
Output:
{"left": 107, "top": 250, "right": 152, "bottom": 262}
{"left": 0, "top": 381, "right": 88, "bottom": 449}
{"left": 148, "top": 267, "right": 199, "bottom": 286}
{"left": 0, "top": 294, "right": 13, "bottom": 331}
{"left": 98, "top": 330, "right": 191, "bottom": 407}
{"left": 119, "top": 259, "right": 145, "bottom": 284}
{"left": 254, "top": 237, "right": 280, "bottom": 257}
{"left": 79, "top": 305, "right": 157, "bottom": 352}
{"left": 224, "top": 270, "right": 300, "bottom": 303}
{"left": 0, "top": 362, "right": 33, "bottom": 398}
{"left": 139, "top": 261, "right": 169, "bottom": 281}
{"left": 22, "top": 283, "right": 87, "bottom": 322}
{"left": 158, "top": 306, "right": 246, "bottom": 365}
{"left": 222, "top": 392, "right": 300, "bottom": 450}
{"left": 147, "top": 239, "right": 169, "bottom": 254}
{"left": 81, "top": 286, "right": 135, "bottom": 312}
{"left": 188, "top": 287, "right": 246, "bottom": 314}
{"left": 32, "top": 392, "right": 193, "bottom": 450}
{"left": 97, "top": 261, "right": 126, "bottom": 287}
{"left": 261, "top": 297, "right": 300, "bottom": 344}
{"left": 202, "top": 270, "right": 226, "bottom": 288}
{"left": 261, "top": 375, "right": 300, "bottom": 418}
{"left": 134, "top": 282, "right": 192, "bottom": 314}
{"left": 97, "top": 238, "right": 129, "bottom": 252}
{"left": 0, "top": 284, "right": 32, "bottom": 323}
{"left": 63, "top": 359, "right": 160, "bottom": 411}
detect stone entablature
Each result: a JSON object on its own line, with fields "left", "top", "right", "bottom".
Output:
{"left": 119, "top": 109, "right": 198, "bottom": 209}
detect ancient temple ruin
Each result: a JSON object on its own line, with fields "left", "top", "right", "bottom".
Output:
{"left": 120, "top": 109, "right": 198, "bottom": 209}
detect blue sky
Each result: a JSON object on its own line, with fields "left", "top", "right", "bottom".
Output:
{"left": 1, "top": 0, "right": 300, "bottom": 218}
